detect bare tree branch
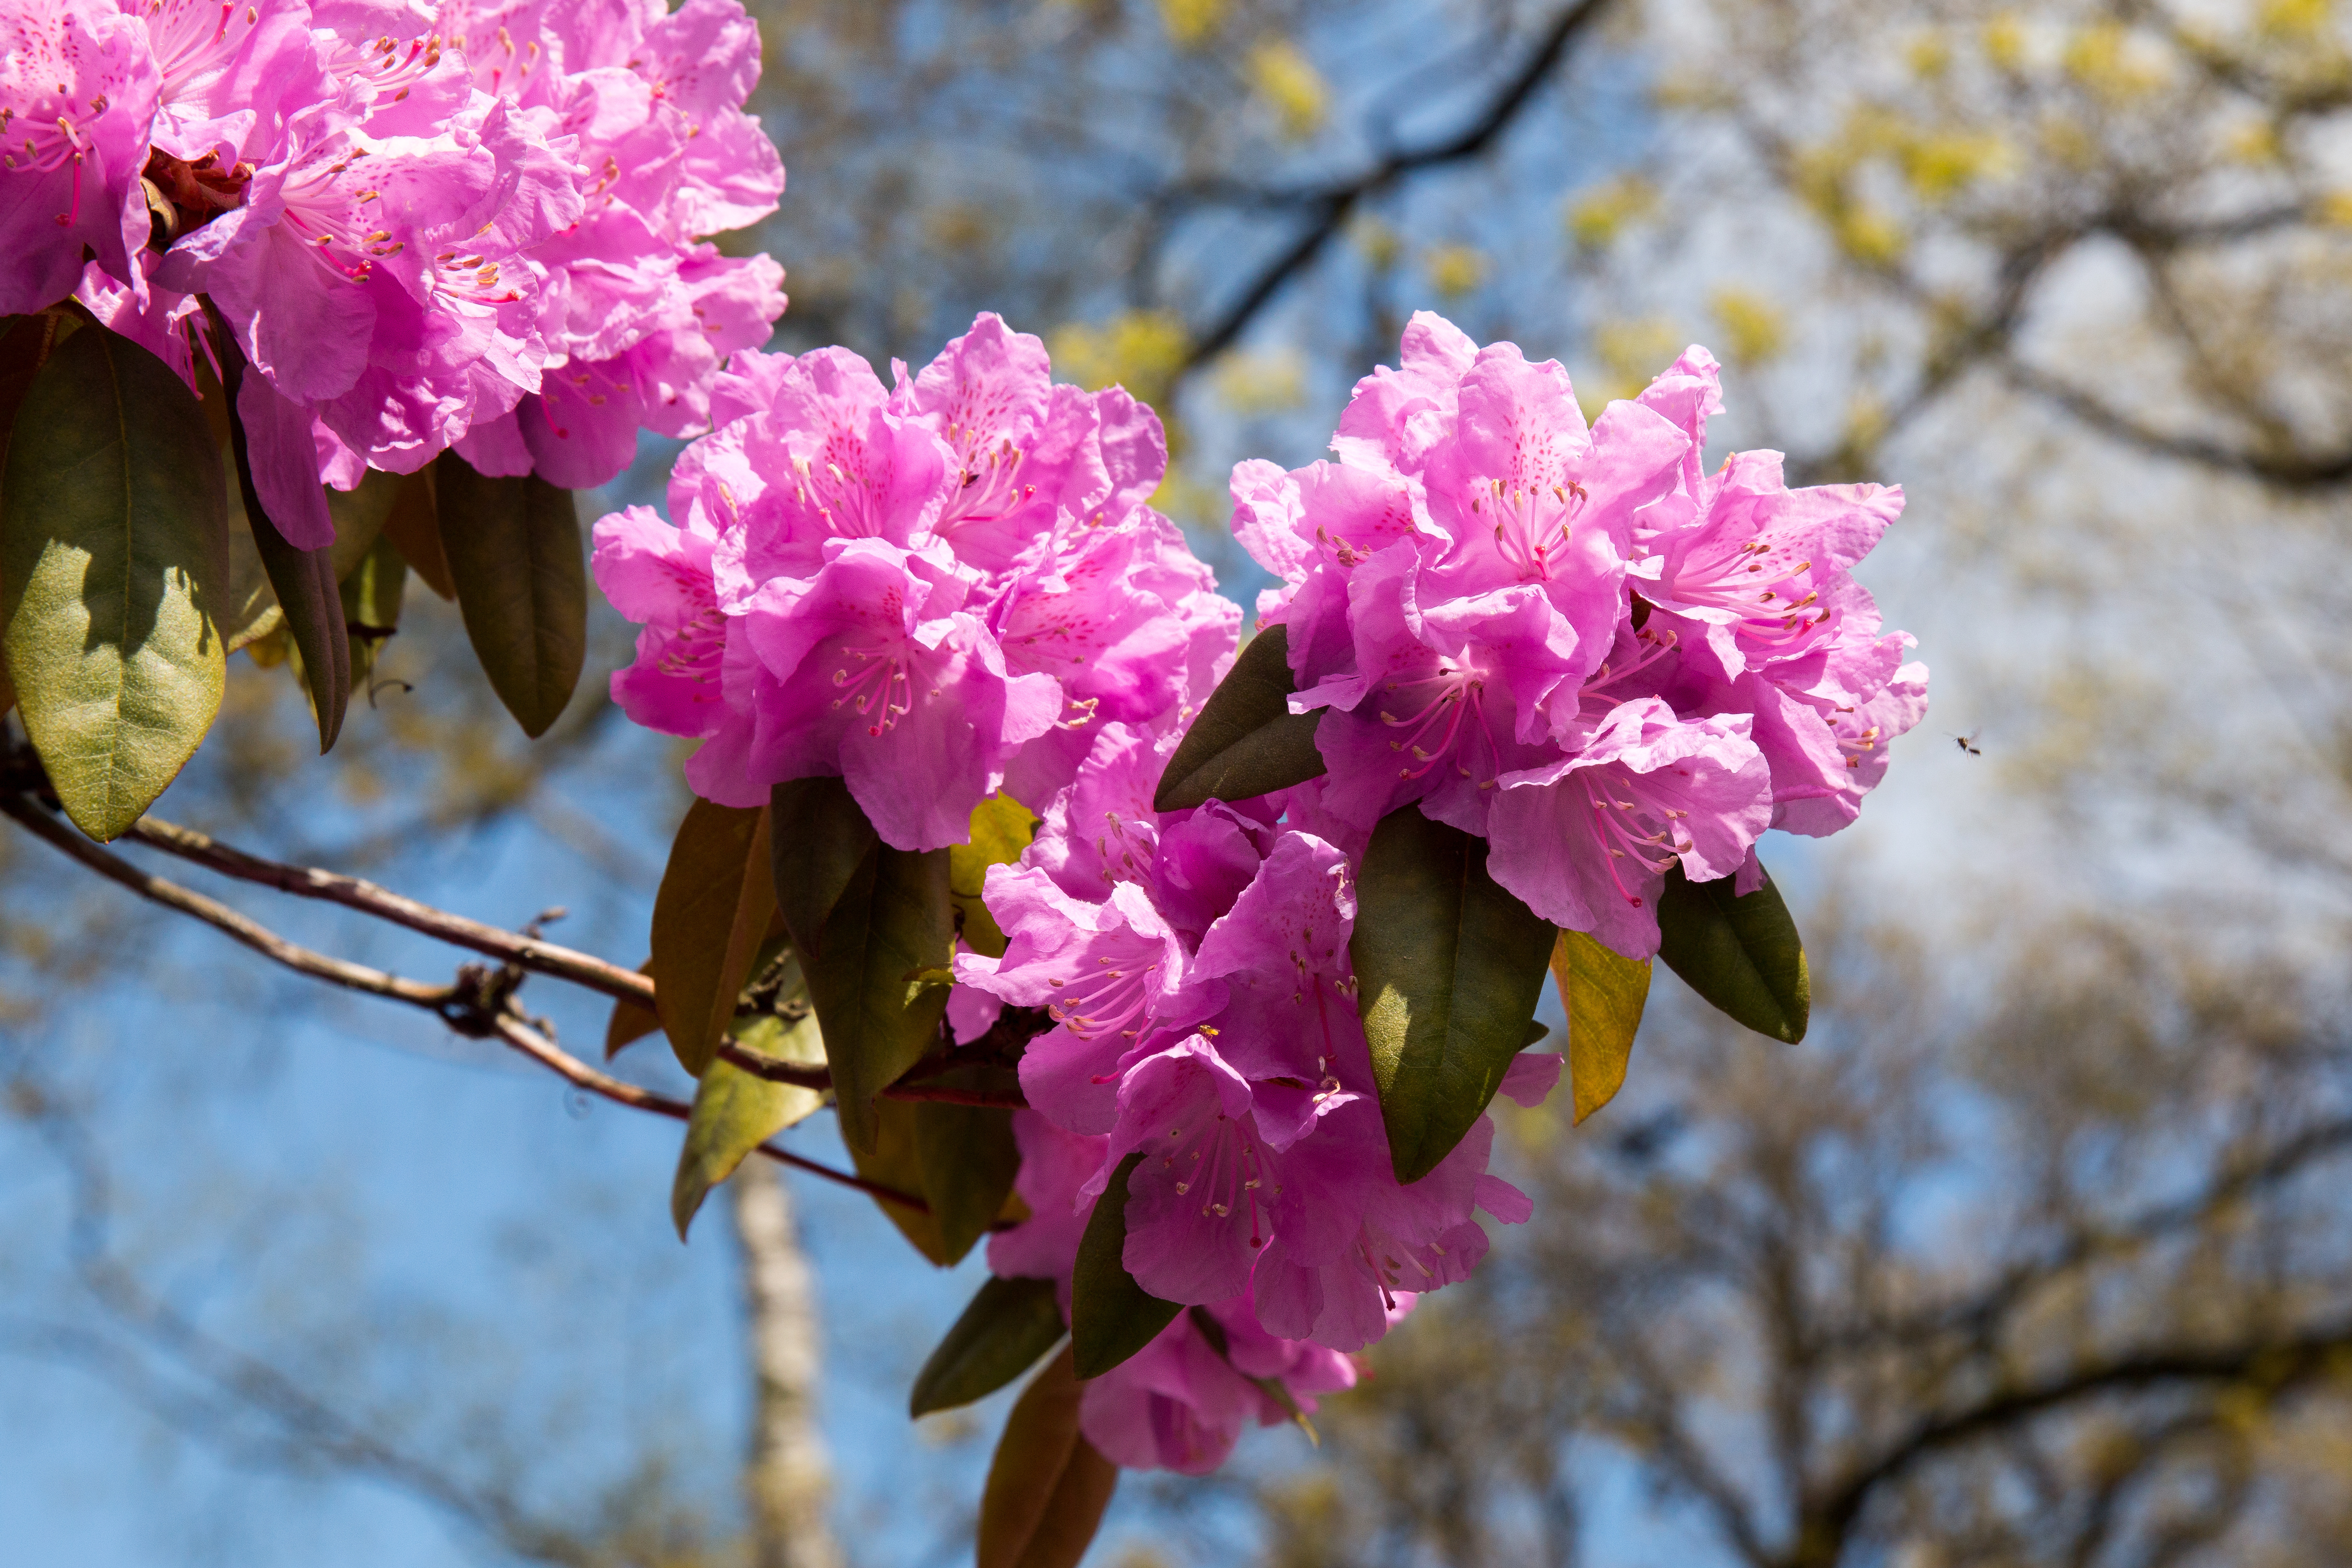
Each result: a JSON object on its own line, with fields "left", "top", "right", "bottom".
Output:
{"left": 1168, "top": 0, "right": 1619, "bottom": 374}
{"left": 122, "top": 812, "right": 660, "bottom": 1006}
{"left": 2001, "top": 359, "right": 2352, "bottom": 489}
{"left": 0, "top": 791, "right": 936, "bottom": 1215}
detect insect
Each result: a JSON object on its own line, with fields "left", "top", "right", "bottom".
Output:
{"left": 1949, "top": 729, "right": 1983, "bottom": 757}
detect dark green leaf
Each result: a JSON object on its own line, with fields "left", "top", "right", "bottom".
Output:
{"left": 1655, "top": 862, "right": 1810, "bottom": 1043}
{"left": 325, "top": 469, "right": 401, "bottom": 584}
{"left": 769, "top": 776, "right": 880, "bottom": 960}
{"left": 378, "top": 468, "right": 453, "bottom": 600}
{"left": 909, "top": 1275, "right": 1066, "bottom": 1418}
{"left": 848, "top": 1095, "right": 954, "bottom": 1263}
{"left": 1352, "top": 805, "right": 1558, "bottom": 1183}
{"left": 1549, "top": 928, "right": 1652, "bottom": 1124}
{"left": 670, "top": 1000, "right": 827, "bottom": 1240}
{"left": 977, "top": 1347, "right": 1119, "bottom": 1568}
{"left": 340, "top": 526, "right": 408, "bottom": 689}
{"left": 1153, "top": 624, "right": 1327, "bottom": 811}
{"left": 950, "top": 792, "right": 1037, "bottom": 959}
{"left": 1070, "top": 1151, "right": 1181, "bottom": 1377}
{"left": 916, "top": 1100, "right": 1022, "bottom": 1265}
{"left": 800, "top": 838, "right": 952, "bottom": 1154}
{"left": 1, "top": 326, "right": 228, "bottom": 840}
{"left": 431, "top": 453, "right": 584, "bottom": 737}
{"left": 208, "top": 306, "right": 349, "bottom": 751}
{"left": 649, "top": 799, "right": 773, "bottom": 1077}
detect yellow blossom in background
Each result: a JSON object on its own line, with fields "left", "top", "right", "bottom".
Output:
{"left": 2063, "top": 21, "right": 2171, "bottom": 101}
{"left": 1352, "top": 215, "right": 1402, "bottom": 272}
{"left": 1589, "top": 316, "right": 1683, "bottom": 409}
{"left": 2257, "top": 0, "right": 2332, "bottom": 40}
{"left": 1157, "top": 0, "right": 1225, "bottom": 49}
{"left": 2227, "top": 119, "right": 2282, "bottom": 164}
{"left": 1212, "top": 347, "right": 1308, "bottom": 414}
{"left": 1565, "top": 175, "right": 1658, "bottom": 250}
{"left": 1426, "top": 243, "right": 1488, "bottom": 298}
{"left": 1838, "top": 207, "right": 1907, "bottom": 266}
{"left": 1899, "top": 131, "right": 2009, "bottom": 201}
{"left": 1248, "top": 37, "right": 1328, "bottom": 140}
{"left": 1983, "top": 11, "right": 2028, "bottom": 71}
{"left": 1907, "top": 30, "right": 1952, "bottom": 79}
{"left": 2320, "top": 191, "right": 2352, "bottom": 227}
{"left": 1049, "top": 310, "right": 1190, "bottom": 405}
{"left": 1710, "top": 287, "right": 1785, "bottom": 365}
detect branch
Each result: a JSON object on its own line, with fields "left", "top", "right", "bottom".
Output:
{"left": 1799, "top": 1318, "right": 2352, "bottom": 1559}
{"left": 2002, "top": 359, "right": 2352, "bottom": 489}
{"left": 124, "top": 813, "right": 658, "bottom": 1008}
{"left": 0, "top": 793, "right": 933, "bottom": 1216}
{"left": 1171, "top": 0, "right": 1618, "bottom": 372}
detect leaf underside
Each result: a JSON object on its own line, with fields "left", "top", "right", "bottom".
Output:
{"left": 1549, "top": 928, "right": 1652, "bottom": 1124}
{"left": 1, "top": 326, "right": 228, "bottom": 840}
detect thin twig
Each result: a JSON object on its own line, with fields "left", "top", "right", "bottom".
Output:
{"left": 123, "top": 814, "right": 658, "bottom": 1007}
{"left": 0, "top": 793, "right": 452, "bottom": 1010}
{"left": 1171, "top": 0, "right": 1618, "bottom": 372}
{"left": 0, "top": 793, "right": 930, "bottom": 1214}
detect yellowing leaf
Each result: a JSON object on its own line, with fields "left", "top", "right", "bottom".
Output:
{"left": 951, "top": 792, "right": 1037, "bottom": 959}
{"left": 671, "top": 988, "right": 827, "bottom": 1239}
{"left": 1548, "top": 929, "right": 1651, "bottom": 1125}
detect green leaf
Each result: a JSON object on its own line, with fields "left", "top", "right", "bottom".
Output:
{"left": 603, "top": 959, "right": 660, "bottom": 1058}
{"left": 340, "top": 526, "right": 408, "bottom": 689}
{"left": 848, "top": 1095, "right": 954, "bottom": 1264}
{"left": 909, "top": 1275, "right": 1066, "bottom": 1418}
{"left": 208, "top": 310, "right": 350, "bottom": 752}
{"left": 916, "top": 1100, "right": 1022, "bottom": 1265}
{"left": 670, "top": 995, "right": 828, "bottom": 1240}
{"left": 325, "top": 469, "right": 401, "bottom": 584}
{"left": 800, "top": 837, "right": 952, "bottom": 1155}
{"left": 1153, "top": 624, "right": 1327, "bottom": 811}
{"left": 378, "top": 468, "right": 453, "bottom": 600}
{"left": 0, "top": 326, "right": 228, "bottom": 840}
{"left": 1070, "top": 1151, "right": 1181, "bottom": 1377}
{"left": 1352, "top": 805, "right": 1558, "bottom": 1183}
{"left": 768, "top": 776, "right": 880, "bottom": 960}
{"left": 431, "top": 453, "right": 584, "bottom": 737}
{"left": 1655, "top": 862, "right": 1810, "bottom": 1043}
{"left": 1549, "top": 928, "right": 1652, "bottom": 1124}
{"left": 977, "top": 1347, "right": 1119, "bottom": 1568}
{"left": 951, "top": 792, "right": 1037, "bottom": 959}
{"left": 649, "top": 799, "right": 775, "bottom": 1077}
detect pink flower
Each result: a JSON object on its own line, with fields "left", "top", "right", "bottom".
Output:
{"left": 0, "top": 0, "right": 161, "bottom": 315}
{"left": 1487, "top": 697, "right": 1772, "bottom": 958}
{"left": 984, "top": 1110, "right": 1370, "bottom": 1477}
{"left": 730, "top": 538, "right": 1062, "bottom": 849}
{"left": 1079, "top": 1293, "right": 1367, "bottom": 1475}
{"left": 595, "top": 316, "right": 1239, "bottom": 852}
{"left": 955, "top": 865, "right": 1196, "bottom": 1134}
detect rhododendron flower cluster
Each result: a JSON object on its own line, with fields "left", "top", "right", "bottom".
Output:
{"left": 595, "top": 312, "right": 1922, "bottom": 1476}
{"left": 591, "top": 313, "right": 1237, "bottom": 850}
{"left": 2, "top": 0, "right": 786, "bottom": 543}
{"left": 1236, "top": 314, "right": 1928, "bottom": 958}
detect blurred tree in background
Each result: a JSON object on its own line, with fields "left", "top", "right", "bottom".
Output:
{"left": 6, "top": 0, "right": 2352, "bottom": 1564}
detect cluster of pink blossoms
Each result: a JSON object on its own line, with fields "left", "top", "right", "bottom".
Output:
{"left": 596, "top": 312, "right": 1924, "bottom": 1473}
{"left": 1237, "top": 313, "right": 1929, "bottom": 957}
{"left": 3, "top": 0, "right": 785, "bottom": 543}
{"left": 591, "top": 312, "right": 1236, "bottom": 848}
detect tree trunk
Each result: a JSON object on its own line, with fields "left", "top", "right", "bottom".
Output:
{"left": 732, "top": 1161, "right": 843, "bottom": 1568}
